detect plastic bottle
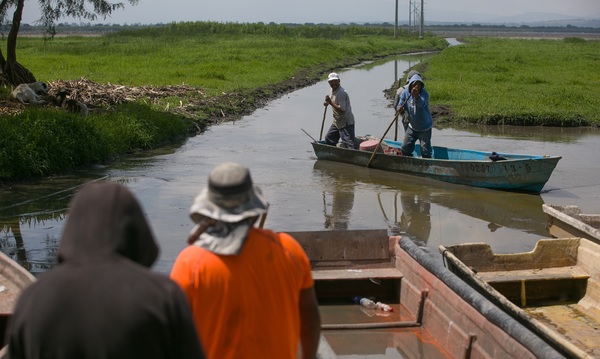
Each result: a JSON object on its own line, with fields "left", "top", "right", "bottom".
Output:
{"left": 353, "top": 296, "right": 376, "bottom": 309}
{"left": 375, "top": 302, "right": 394, "bottom": 312}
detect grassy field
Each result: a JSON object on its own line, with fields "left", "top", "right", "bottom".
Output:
{"left": 424, "top": 37, "right": 600, "bottom": 126}
{"left": 1, "top": 23, "right": 445, "bottom": 182}
{"left": 15, "top": 22, "right": 443, "bottom": 94}
{"left": 2, "top": 24, "right": 599, "bottom": 183}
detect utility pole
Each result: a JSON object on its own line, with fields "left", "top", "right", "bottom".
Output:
{"left": 394, "top": 0, "right": 398, "bottom": 38}
{"left": 420, "top": 0, "right": 424, "bottom": 38}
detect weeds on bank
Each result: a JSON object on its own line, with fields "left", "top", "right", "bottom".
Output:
{"left": 425, "top": 37, "right": 600, "bottom": 126}
{"left": 0, "top": 104, "right": 188, "bottom": 181}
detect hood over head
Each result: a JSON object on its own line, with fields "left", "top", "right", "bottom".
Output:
{"left": 408, "top": 73, "right": 425, "bottom": 90}
{"left": 57, "top": 182, "right": 158, "bottom": 267}
{"left": 404, "top": 70, "right": 421, "bottom": 84}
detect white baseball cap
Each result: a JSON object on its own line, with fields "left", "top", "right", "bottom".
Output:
{"left": 328, "top": 72, "right": 340, "bottom": 82}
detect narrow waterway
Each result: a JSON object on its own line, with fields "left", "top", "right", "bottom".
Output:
{"left": 1, "top": 52, "right": 599, "bottom": 278}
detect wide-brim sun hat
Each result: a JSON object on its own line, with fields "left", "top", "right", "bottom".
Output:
{"left": 328, "top": 72, "right": 340, "bottom": 82}
{"left": 190, "top": 162, "right": 268, "bottom": 224}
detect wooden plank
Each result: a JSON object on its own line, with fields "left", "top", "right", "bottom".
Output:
{"left": 478, "top": 266, "right": 590, "bottom": 283}
{"left": 525, "top": 304, "right": 600, "bottom": 357}
{"left": 289, "top": 229, "right": 391, "bottom": 261}
{"left": 312, "top": 267, "right": 403, "bottom": 281}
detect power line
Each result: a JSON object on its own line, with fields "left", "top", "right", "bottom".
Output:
{"left": 408, "top": 0, "right": 424, "bottom": 38}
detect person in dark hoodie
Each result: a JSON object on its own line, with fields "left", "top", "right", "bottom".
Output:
{"left": 5, "top": 182, "right": 205, "bottom": 359}
{"left": 395, "top": 73, "right": 434, "bottom": 158}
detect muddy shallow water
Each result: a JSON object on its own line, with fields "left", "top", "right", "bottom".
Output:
{"left": 1, "top": 53, "right": 599, "bottom": 277}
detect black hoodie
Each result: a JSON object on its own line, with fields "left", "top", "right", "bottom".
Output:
{"left": 6, "top": 182, "right": 205, "bottom": 359}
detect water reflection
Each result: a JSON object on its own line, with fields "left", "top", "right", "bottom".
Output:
{"left": 452, "top": 123, "right": 590, "bottom": 144}
{"left": 324, "top": 328, "right": 451, "bottom": 358}
{"left": 312, "top": 159, "right": 548, "bottom": 250}
{"left": 313, "top": 162, "right": 356, "bottom": 230}
{"left": 0, "top": 173, "right": 107, "bottom": 274}
{"left": 379, "top": 192, "right": 432, "bottom": 246}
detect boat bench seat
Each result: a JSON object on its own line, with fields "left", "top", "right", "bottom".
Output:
{"left": 477, "top": 266, "right": 590, "bottom": 284}
{"left": 287, "top": 229, "right": 403, "bottom": 301}
{"left": 311, "top": 267, "right": 402, "bottom": 281}
{"left": 478, "top": 266, "right": 590, "bottom": 306}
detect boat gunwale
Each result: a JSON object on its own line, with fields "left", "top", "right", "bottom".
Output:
{"left": 543, "top": 204, "right": 600, "bottom": 245}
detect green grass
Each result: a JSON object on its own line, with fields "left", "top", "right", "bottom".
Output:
{"left": 0, "top": 104, "right": 188, "bottom": 180}
{"left": 14, "top": 22, "right": 445, "bottom": 95}
{"left": 424, "top": 37, "right": 600, "bottom": 126}
{"left": 5, "top": 25, "right": 597, "bottom": 183}
{"left": 1, "top": 22, "right": 446, "bottom": 182}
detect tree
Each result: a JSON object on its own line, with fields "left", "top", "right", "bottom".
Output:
{"left": 0, "top": 0, "right": 139, "bottom": 86}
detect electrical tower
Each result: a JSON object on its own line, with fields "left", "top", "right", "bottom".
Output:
{"left": 408, "top": 0, "right": 424, "bottom": 38}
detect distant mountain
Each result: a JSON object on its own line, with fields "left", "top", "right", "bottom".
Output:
{"left": 484, "top": 12, "right": 586, "bottom": 23}
{"left": 426, "top": 10, "right": 600, "bottom": 28}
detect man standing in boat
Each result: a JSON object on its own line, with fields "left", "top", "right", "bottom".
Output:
{"left": 324, "top": 72, "right": 357, "bottom": 149}
{"left": 394, "top": 70, "right": 421, "bottom": 132}
{"left": 396, "top": 73, "right": 433, "bottom": 158}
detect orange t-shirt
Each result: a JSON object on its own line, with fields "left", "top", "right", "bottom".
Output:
{"left": 170, "top": 228, "right": 314, "bottom": 359}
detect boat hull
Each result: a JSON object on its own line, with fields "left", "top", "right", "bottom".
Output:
{"left": 440, "top": 237, "right": 600, "bottom": 358}
{"left": 311, "top": 140, "right": 561, "bottom": 193}
{"left": 289, "top": 230, "right": 565, "bottom": 358}
{"left": 1, "top": 251, "right": 36, "bottom": 348}
{"left": 543, "top": 204, "right": 600, "bottom": 244}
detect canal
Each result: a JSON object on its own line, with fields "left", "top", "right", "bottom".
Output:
{"left": 1, "top": 52, "right": 599, "bottom": 277}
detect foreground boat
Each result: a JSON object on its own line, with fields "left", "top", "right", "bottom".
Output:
{"left": 440, "top": 237, "right": 600, "bottom": 358}
{"left": 289, "top": 230, "right": 565, "bottom": 358}
{"left": 310, "top": 138, "right": 561, "bottom": 193}
{"left": 542, "top": 204, "right": 600, "bottom": 244}
{"left": 1, "top": 251, "right": 35, "bottom": 350}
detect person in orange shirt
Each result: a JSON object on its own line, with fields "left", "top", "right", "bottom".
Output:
{"left": 170, "top": 162, "right": 321, "bottom": 359}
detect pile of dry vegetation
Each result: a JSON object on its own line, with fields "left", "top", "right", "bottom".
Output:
{"left": 1, "top": 73, "right": 320, "bottom": 131}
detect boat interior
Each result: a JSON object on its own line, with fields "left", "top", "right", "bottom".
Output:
{"left": 441, "top": 237, "right": 600, "bottom": 358}
{"left": 291, "top": 230, "right": 557, "bottom": 359}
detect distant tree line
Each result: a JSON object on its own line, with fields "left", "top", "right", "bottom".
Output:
{"left": 7, "top": 21, "right": 599, "bottom": 37}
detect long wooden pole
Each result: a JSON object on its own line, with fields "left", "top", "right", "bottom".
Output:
{"left": 319, "top": 105, "right": 328, "bottom": 141}
{"left": 394, "top": 114, "right": 399, "bottom": 141}
{"left": 366, "top": 111, "right": 401, "bottom": 168}
{"left": 366, "top": 94, "right": 412, "bottom": 168}
{"left": 258, "top": 203, "right": 270, "bottom": 228}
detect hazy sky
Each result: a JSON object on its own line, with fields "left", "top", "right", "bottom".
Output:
{"left": 19, "top": 0, "right": 600, "bottom": 25}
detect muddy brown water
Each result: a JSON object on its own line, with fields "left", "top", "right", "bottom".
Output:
{"left": 1, "top": 51, "right": 600, "bottom": 357}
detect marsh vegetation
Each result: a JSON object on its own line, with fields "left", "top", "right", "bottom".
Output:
{"left": 1, "top": 22, "right": 598, "bottom": 183}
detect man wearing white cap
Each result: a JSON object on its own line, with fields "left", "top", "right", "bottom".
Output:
{"left": 323, "top": 72, "right": 356, "bottom": 149}
{"left": 170, "top": 162, "right": 321, "bottom": 359}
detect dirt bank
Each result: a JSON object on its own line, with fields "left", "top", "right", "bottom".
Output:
{"left": 1, "top": 66, "right": 333, "bottom": 135}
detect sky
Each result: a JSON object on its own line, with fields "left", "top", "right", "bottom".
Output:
{"left": 18, "top": 0, "right": 600, "bottom": 25}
